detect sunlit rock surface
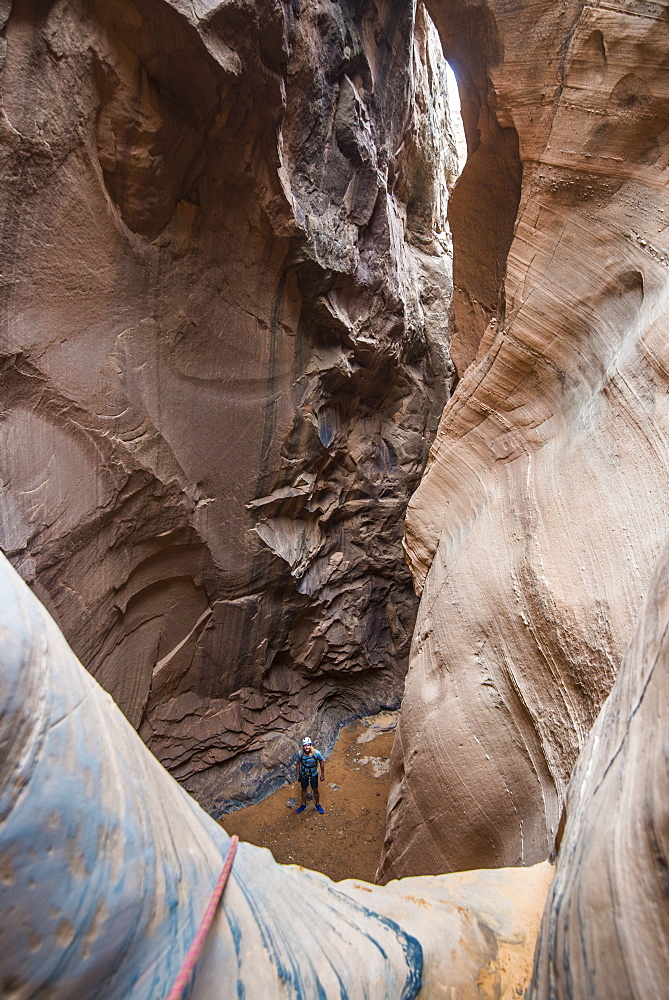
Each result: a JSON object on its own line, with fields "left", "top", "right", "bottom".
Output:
{"left": 0, "top": 0, "right": 455, "bottom": 810}
{"left": 531, "top": 535, "right": 669, "bottom": 999}
{"left": 380, "top": 0, "right": 669, "bottom": 877}
{"left": 0, "top": 552, "right": 551, "bottom": 1000}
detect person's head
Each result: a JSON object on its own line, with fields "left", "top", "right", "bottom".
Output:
{"left": 302, "top": 737, "right": 313, "bottom": 753}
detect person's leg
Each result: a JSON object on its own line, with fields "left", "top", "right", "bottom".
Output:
{"left": 296, "top": 776, "right": 308, "bottom": 812}
{"left": 312, "top": 776, "right": 324, "bottom": 812}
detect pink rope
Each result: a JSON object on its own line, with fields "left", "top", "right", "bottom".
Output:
{"left": 165, "top": 835, "right": 239, "bottom": 1000}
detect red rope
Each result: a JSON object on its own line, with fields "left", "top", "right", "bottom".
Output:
{"left": 165, "top": 835, "right": 239, "bottom": 1000}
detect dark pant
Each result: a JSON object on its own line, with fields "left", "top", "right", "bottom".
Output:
{"left": 300, "top": 774, "right": 318, "bottom": 789}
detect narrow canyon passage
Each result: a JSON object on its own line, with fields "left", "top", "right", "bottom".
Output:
{"left": 0, "top": 0, "right": 460, "bottom": 822}
{"left": 380, "top": 0, "right": 669, "bottom": 880}
{"left": 1, "top": 0, "right": 668, "bottom": 997}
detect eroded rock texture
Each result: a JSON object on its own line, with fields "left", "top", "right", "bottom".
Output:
{"left": 380, "top": 0, "right": 669, "bottom": 878}
{"left": 0, "top": 550, "right": 553, "bottom": 1000}
{"left": 0, "top": 0, "right": 455, "bottom": 809}
{"left": 531, "top": 535, "right": 669, "bottom": 1000}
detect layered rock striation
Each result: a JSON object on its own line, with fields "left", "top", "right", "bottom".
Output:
{"left": 2, "top": 506, "right": 668, "bottom": 998}
{"left": 380, "top": 0, "right": 669, "bottom": 878}
{"left": 530, "top": 534, "right": 669, "bottom": 999}
{"left": 0, "top": 0, "right": 456, "bottom": 810}
{"left": 0, "top": 550, "right": 554, "bottom": 1000}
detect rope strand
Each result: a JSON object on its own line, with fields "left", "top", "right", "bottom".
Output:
{"left": 165, "top": 835, "right": 239, "bottom": 1000}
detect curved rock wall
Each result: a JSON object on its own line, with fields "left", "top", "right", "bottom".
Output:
{"left": 380, "top": 0, "right": 669, "bottom": 877}
{"left": 530, "top": 534, "right": 669, "bottom": 999}
{"left": 0, "top": 550, "right": 552, "bottom": 1000}
{"left": 0, "top": 0, "right": 455, "bottom": 810}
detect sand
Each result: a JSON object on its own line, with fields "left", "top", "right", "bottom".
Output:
{"left": 220, "top": 712, "right": 398, "bottom": 883}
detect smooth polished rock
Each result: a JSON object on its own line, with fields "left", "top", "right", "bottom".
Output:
{"left": 0, "top": 550, "right": 551, "bottom": 1000}
{"left": 530, "top": 535, "right": 669, "bottom": 1000}
{"left": 380, "top": 0, "right": 669, "bottom": 877}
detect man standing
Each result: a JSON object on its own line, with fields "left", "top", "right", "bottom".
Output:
{"left": 295, "top": 737, "right": 325, "bottom": 814}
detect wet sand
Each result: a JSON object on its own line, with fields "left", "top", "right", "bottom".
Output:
{"left": 220, "top": 712, "right": 398, "bottom": 883}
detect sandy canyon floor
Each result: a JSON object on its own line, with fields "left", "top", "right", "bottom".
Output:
{"left": 220, "top": 712, "right": 398, "bottom": 883}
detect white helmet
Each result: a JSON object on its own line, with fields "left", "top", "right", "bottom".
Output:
{"left": 302, "top": 737, "right": 313, "bottom": 746}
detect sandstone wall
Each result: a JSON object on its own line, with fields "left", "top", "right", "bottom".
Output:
{"left": 0, "top": 548, "right": 553, "bottom": 1000}
{"left": 530, "top": 534, "right": 669, "bottom": 999}
{"left": 380, "top": 0, "right": 669, "bottom": 877}
{"left": 0, "top": 0, "right": 455, "bottom": 811}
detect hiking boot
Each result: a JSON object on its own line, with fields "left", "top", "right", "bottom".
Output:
{"left": 315, "top": 804, "right": 324, "bottom": 814}
{"left": 296, "top": 804, "right": 306, "bottom": 814}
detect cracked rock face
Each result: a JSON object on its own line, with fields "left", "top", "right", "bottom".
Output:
{"left": 0, "top": 0, "right": 455, "bottom": 810}
{"left": 379, "top": 0, "right": 669, "bottom": 878}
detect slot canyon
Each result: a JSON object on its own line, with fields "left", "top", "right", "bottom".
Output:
{"left": 1, "top": 1, "right": 668, "bottom": 998}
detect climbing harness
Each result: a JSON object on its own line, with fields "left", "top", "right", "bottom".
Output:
{"left": 165, "top": 835, "right": 239, "bottom": 1000}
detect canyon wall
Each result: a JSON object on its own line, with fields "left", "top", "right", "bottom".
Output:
{"left": 530, "top": 534, "right": 669, "bottom": 999}
{"left": 1, "top": 510, "right": 667, "bottom": 997}
{"left": 380, "top": 0, "right": 669, "bottom": 878}
{"left": 0, "top": 0, "right": 455, "bottom": 811}
{"left": 0, "top": 549, "right": 554, "bottom": 1000}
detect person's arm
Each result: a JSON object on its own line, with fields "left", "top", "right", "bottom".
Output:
{"left": 319, "top": 752, "right": 325, "bottom": 782}
{"left": 295, "top": 755, "right": 300, "bottom": 782}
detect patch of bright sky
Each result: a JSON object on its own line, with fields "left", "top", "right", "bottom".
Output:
{"left": 445, "top": 62, "right": 468, "bottom": 173}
